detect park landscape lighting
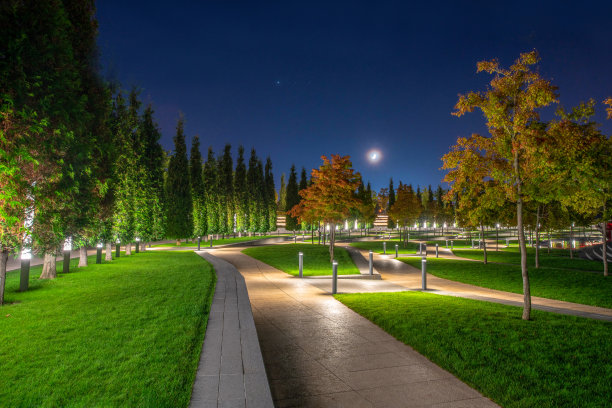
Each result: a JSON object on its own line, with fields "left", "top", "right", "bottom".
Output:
{"left": 21, "top": 248, "right": 32, "bottom": 260}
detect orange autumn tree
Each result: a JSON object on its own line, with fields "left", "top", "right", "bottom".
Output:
{"left": 289, "top": 154, "right": 361, "bottom": 262}
{"left": 449, "top": 51, "right": 558, "bottom": 320}
{"left": 604, "top": 97, "right": 612, "bottom": 119}
{"left": 388, "top": 183, "right": 421, "bottom": 247}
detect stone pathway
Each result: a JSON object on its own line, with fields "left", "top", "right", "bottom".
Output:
{"left": 210, "top": 246, "right": 498, "bottom": 408}
{"left": 190, "top": 252, "right": 273, "bottom": 408}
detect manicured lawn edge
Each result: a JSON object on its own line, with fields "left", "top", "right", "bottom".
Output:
{"left": 336, "top": 291, "right": 612, "bottom": 408}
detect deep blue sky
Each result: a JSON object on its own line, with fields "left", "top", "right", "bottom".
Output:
{"left": 96, "top": 0, "right": 612, "bottom": 192}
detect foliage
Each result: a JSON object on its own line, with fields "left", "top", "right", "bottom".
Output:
{"left": 284, "top": 165, "right": 300, "bottom": 231}
{"left": 165, "top": 116, "right": 193, "bottom": 239}
{"left": 264, "top": 157, "right": 276, "bottom": 231}
{"left": 234, "top": 146, "right": 248, "bottom": 232}
{"left": 337, "top": 292, "right": 612, "bottom": 408}
{"left": 203, "top": 147, "right": 219, "bottom": 234}
{"left": 388, "top": 182, "right": 422, "bottom": 229}
{"left": 190, "top": 136, "right": 206, "bottom": 237}
{"left": 387, "top": 178, "right": 396, "bottom": 228}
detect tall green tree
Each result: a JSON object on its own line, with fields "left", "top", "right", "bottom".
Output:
{"left": 265, "top": 158, "right": 276, "bottom": 232}
{"left": 285, "top": 165, "right": 300, "bottom": 231}
{"left": 387, "top": 178, "right": 396, "bottom": 228}
{"left": 247, "top": 150, "right": 265, "bottom": 232}
{"left": 165, "top": 116, "right": 193, "bottom": 242}
{"left": 278, "top": 173, "right": 287, "bottom": 211}
{"left": 217, "top": 145, "right": 234, "bottom": 235}
{"left": 234, "top": 146, "right": 248, "bottom": 233}
{"left": 203, "top": 147, "right": 219, "bottom": 235}
{"left": 190, "top": 136, "right": 206, "bottom": 238}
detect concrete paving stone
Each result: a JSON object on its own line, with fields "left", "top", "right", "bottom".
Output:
{"left": 357, "top": 378, "right": 483, "bottom": 407}
{"left": 221, "top": 353, "right": 243, "bottom": 375}
{"left": 244, "top": 373, "right": 275, "bottom": 408}
{"left": 275, "top": 391, "right": 374, "bottom": 408}
{"left": 241, "top": 329, "right": 266, "bottom": 373}
{"left": 189, "top": 374, "right": 219, "bottom": 408}
{"left": 269, "top": 373, "right": 352, "bottom": 400}
{"left": 219, "top": 373, "right": 245, "bottom": 401}
{"left": 430, "top": 397, "right": 500, "bottom": 408}
{"left": 218, "top": 398, "right": 246, "bottom": 408}
{"left": 265, "top": 357, "right": 332, "bottom": 381}
{"left": 334, "top": 361, "right": 453, "bottom": 390}
{"left": 317, "top": 351, "right": 418, "bottom": 373}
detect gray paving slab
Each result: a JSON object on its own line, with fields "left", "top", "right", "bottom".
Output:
{"left": 190, "top": 252, "right": 273, "bottom": 408}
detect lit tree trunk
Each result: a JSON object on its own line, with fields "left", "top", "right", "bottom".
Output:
{"left": 0, "top": 249, "right": 8, "bottom": 305}
{"left": 176, "top": 238, "right": 181, "bottom": 246}
{"left": 78, "top": 247, "right": 88, "bottom": 267}
{"left": 481, "top": 223, "right": 487, "bottom": 264}
{"left": 125, "top": 243, "right": 132, "bottom": 255}
{"left": 40, "top": 253, "right": 57, "bottom": 279}
{"left": 603, "top": 200, "right": 608, "bottom": 277}
{"left": 514, "top": 151, "right": 531, "bottom": 321}
{"left": 105, "top": 242, "right": 112, "bottom": 261}
{"left": 535, "top": 205, "right": 541, "bottom": 269}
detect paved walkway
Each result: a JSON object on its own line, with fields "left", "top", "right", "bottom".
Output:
{"left": 190, "top": 252, "right": 273, "bottom": 408}
{"left": 210, "top": 246, "right": 498, "bottom": 408}
{"left": 346, "top": 245, "right": 612, "bottom": 322}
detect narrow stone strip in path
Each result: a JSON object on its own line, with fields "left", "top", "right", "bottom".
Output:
{"left": 190, "top": 252, "right": 273, "bottom": 408}
{"left": 211, "top": 246, "right": 498, "bottom": 408}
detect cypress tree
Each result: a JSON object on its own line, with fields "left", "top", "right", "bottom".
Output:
{"left": 217, "top": 144, "right": 234, "bottom": 235}
{"left": 299, "top": 167, "right": 308, "bottom": 192}
{"left": 285, "top": 165, "right": 300, "bottom": 231}
{"left": 264, "top": 157, "right": 276, "bottom": 232}
{"left": 255, "top": 159, "right": 266, "bottom": 232}
{"left": 247, "top": 149, "right": 263, "bottom": 232}
{"left": 190, "top": 136, "right": 206, "bottom": 238}
{"left": 388, "top": 178, "right": 396, "bottom": 228}
{"left": 278, "top": 173, "right": 287, "bottom": 211}
{"left": 203, "top": 147, "right": 219, "bottom": 235}
{"left": 234, "top": 146, "right": 248, "bottom": 233}
{"left": 165, "top": 116, "right": 193, "bottom": 242}
{"left": 140, "top": 105, "right": 165, "bottom": 241}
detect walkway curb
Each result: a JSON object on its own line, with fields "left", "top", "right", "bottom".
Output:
{"left": 190, "top": 252, "right": 273, "bottom": 408}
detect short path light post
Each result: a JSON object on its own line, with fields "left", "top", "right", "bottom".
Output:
{"left": 197, "top": 236, "right": 201, "bottom": 251}
{"left": 395, "top": 244, "right": 399, "bottom": 258}
{"left": 369, "top": 250, "right": 373, "bottom": 275}
{"left": 116, "top": 239, "right": 121, "bottom": 258}
{"left": 63, "top": 238, "right": 71, "bottom": 274}
{"left": 421, "top": 258, "right": 427, "bottom": 290}
{"left": 294, "top": 235, "right": 297, "bottom": 244}
{"left": 96, "top": 243, "right": 102, "bottom": 264}
{"left": 451, "top": 240, "right": 454, "bottom": 250}
{"left": 445, "top": 239, "right": 448, "bottom": 248}
{"left": 435, "top": 244, "right": 439, "bottom": 258}
{"left": 298, "top": 252, "right": 303, "bottom": 278}
{"left": 332, "top": 261, "right": 338, "bottom": 294}
{"left": 135, "top": 238, "right": 140, "bottom": 254}
{"left": 20, "top": 250, "right": 31, "bottom": 292}
{"left": 506, "top": 238, "right": 509, "bottom": 247}
{"left": 383, "top": 242, "right": 386, "bottom": 254}
{"left": 210, "top": 236, "right": 213, "bottom": 248}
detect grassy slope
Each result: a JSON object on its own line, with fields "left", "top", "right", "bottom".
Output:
{"left": 243, "top": 243, "right": 359, "bottom": 276}
{"left": 0, "top": 251, "right": 215, "bottom": 407}
{"left": 400, "top": 257, "right": 612, "bottom": 308}
{"left": 336, "top": 292, "right": 612, "bottom": 408}
{"left": 453, "top": 247, "right": 605, "bottom": 272}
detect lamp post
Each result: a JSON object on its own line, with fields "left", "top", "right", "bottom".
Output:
{"left": 96, "top": 243, "right": 103, "bottom": 264}
{"left": 20, "top": 249, "right": 31, "bottom": 292}
{"left": 421, "top": 258, "right": 427, "bottom": 290}
{"left": 63, "top": 238, "right": 72, "bottom": 274}
{"left": 197, "top": 236, "right": 201, "bottom": 251}
{"left": 135, "top": 238, "right": 140, "bottom": 254}
{"left": 332, "top": 261, "right": 338, "bottom": 294}
{"left": 116, "top": 239, "right": 120, "bottom": 258}
{"left": 369, "top": 250, "right": 373, "bottom": 275}
{"left": 298, "top": 252, "right": 303, "bottom": 278}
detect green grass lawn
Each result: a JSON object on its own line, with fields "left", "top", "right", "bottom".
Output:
{"left": 242, "top": 243, "right": 359, "bottom": 276}
{"left": 336, "top": 291, "right": 612, "bottom": 408}
{"left": 151, "top": 235, "right": 277, "bottom": 247}
{"left": 0, "top": 251, "right": 215, "bottom": 407}
{"left": 400, "top": 257, "right": 611, "bottom": 308}
{"left": 350, "top": 240, "right": 419, "bottom": 254}
{"left": 453, "top": 247, "right": 605, "bottom": 272}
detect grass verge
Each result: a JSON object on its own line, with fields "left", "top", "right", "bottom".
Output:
{"left": 0, "top": 251, "right": 215, "bottom": 407}
{"left": 350, "top": 240, "right": 419, "bottom": 254}
{"left": 243, "top": 243, "right": 359, "bottom": 276}
{"left": 336, "top": 291, "right": 612, "bottom": 408}
{"left": 400, "top": 257, "right": 612, "bottom": 308}
{"left": 152, "top": 235, "right": 278, "bottom": 247}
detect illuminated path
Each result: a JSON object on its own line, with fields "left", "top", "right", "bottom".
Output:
{"left": 209, "top": 246, "right": 498, "bottom": 407}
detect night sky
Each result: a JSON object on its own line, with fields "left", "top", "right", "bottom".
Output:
{"left": 96, "top": 0, "right": 612, "bottom": 192}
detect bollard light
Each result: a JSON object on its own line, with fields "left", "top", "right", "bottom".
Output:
{"left": 369, "top": 250, "right": 373, "bottom": 275}
{"left": 383, "top": 242, "right": 386, "bottom": 254}
{"left": 395, "top": 244, "right": 399, "bottom": 258}
{"left": 298, "top": 252, "right": 304, "bottom": 278}
{"left": 332, "top": 261, "right": 338, "bottom": 294}
{"left": 20, "top": 249, "right": 31, "bottom": 292}
{"left": 421, "top": 258, "right": 427, "bottom": 290}
{"left": 135, "top": 238, "right": 140, "bottom": 254}
{"left": 116, "top": 239, "right": 121, "bottom": 258}
{"left": 197, "top": 236, "right": 201, "bottom": 251}
{"left": 451, "top": 240, "right": 454, "bottom": 250}
{"left": 210, "top": 236, "right": 213, "bottom": 248}
{"left": 445, "top": 239, "right": 448, "bottom": 248}
{"left": 96, "top": 243, "right": 103, "bottom": 264}
{"left": 435, "top": 243, "right": 439, "bottom": 258}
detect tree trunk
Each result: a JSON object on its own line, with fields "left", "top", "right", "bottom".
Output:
{"left": 329, "top": 225, "right": 335, "bottom": 262}
{"left": 40, "top": 253, "right": 57, "bottom": 279}
{"left": 481, "top": 223, "right": 487, "bottom": 264}
{"left": 142, "top": 242, "right": 147, "bottom": 252}
{"left": 535, "top": 205, "right": 540, "bottom": 269}
{"left": 105, "top": 242, "right": 112, "bottom": 261}
{"left": 514, "top": 151, "right": 531, "bottom": 321}
{"left": 0, "top": 249, "right": 8, "bottom": 305}
{"left": 547, "top": 230, "right": 551, "bottom": 254}
{"left": 603, "top": 200, "right": 608, "bottom": 277}
{"left": 176, "top": 238, "right": 181, "bottom": 246}
{"left": 78, "top": 247, "right": 88, "bottom": 267}
{"left": 126, "top": 243, "right": 132, "bottom": 256}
